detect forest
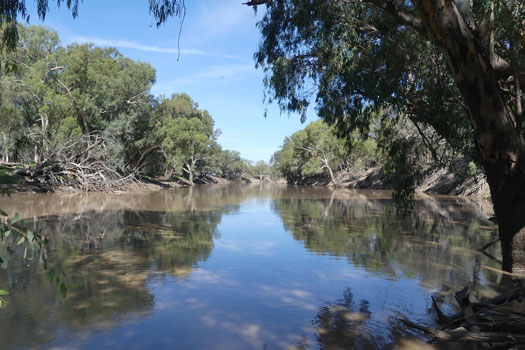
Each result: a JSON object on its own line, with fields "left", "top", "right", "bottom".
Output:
{"left": 0, "top": 25, "right": 264, "bottom": 189}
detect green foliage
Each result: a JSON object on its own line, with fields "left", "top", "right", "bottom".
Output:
{"left": 214, "top": 150, "right": 249, "bottom": 180}
{"left": 383, "top": 138, "right": 422, "bottom": 203}
{"left": 248, "top": 160, "right": 271, "bottom": 180}
{"left": 0, "top": 201, "right": 70, "bottom": 304}
{"left": 255, "top": 1, "right": 479, "bottom": 196}
{"left": 152, "top": 93, "right": 221, "bottom": 183}
{"left": 0, "top": 24, "right": 242, "bottom": 184}
{"left": 273, "top": 120, "right": 378, "bottom": 185}
{"left": 0, "top": 1, "right": 80, "bottom": 51}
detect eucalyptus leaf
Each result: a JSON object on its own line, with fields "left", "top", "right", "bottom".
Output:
{"left": 0, "top": 209, "right": 7, "bottom": 216}
{"left": 49, "top": 268, "right": 55, "bottom": 284}
{"left": 59, "top": 282, "right": 67, "bottom": 299}
{"left": 0, "top": 290, "right": 8, "bottom": 295}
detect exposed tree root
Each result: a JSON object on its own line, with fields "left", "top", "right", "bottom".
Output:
{"left": 12, "top": 134, "right": 143, "bottom": 192}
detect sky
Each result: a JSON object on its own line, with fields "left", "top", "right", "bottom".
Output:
{"left": 25, "top": 0, "right": 318, "bottom": 162}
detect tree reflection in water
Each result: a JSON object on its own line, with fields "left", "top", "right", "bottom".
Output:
{"left": 273, "top": 194, "right": 501, "bottom": 297}
{"left": 0, "top": 185, "right": 502, "bottom": 350}
{"left": 0, "top": 207, "right": 234, "bottom": 350}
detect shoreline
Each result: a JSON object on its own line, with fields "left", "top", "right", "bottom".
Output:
{"left": 1, "top": 163, "right": 491, "bottom": 200}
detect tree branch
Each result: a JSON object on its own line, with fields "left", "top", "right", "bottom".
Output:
{"left": 362, "top": 0, "right": 425, "bottom": 34}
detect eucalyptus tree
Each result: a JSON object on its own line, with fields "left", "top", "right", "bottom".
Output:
{"left": 153, "top": 94, "right": 219, "bottom": 185}
{"left": 1, "top": 25, "right": 63, "bottom": 163}
{"left": 250, "top": 160, "right": 271, "bottom": 181}
{"left": 214, "top": 149, "right": 248, "bottom": 180}
{"left": 275, "top": 120, "right": 352, "bottom": 186}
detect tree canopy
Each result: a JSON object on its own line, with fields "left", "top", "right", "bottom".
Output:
{"left": 0, "top": 24, "right": 255, "bottom": 187}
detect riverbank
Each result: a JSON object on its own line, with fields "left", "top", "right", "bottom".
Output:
{"left": 289, "top": 159, "right": 491, "bottom": 198}
{"left": 0, "top": 161, "right": 490, "bottom": 198}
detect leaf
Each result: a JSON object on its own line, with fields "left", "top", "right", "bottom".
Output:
{"left": 23, "top": 246, "right": 27, "bottom": 259}
{"left": 0, "top": 209, "right": 7, "bottom": 216}
{"left": 0, "top": 290, "right": 8, "bottom": 295}
{"left": 16, "top": 237, "right": 25, "bottom": 245}
{"left": 49, "top": 268, "right": 55, "bottom": 284}
{"left": 59, "top": 282, "right": 67, "bottom": 300}
{"left": 27, "top": 230, "right": 34, "bottom": 242}
{"left": 10, "top": 213, "right": 19, "bottom": 224}
{"left": 4, "top": 230, "right": 10, "bottom": 238}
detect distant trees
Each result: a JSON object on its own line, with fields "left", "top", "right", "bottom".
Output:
{"left": 214, "top": 150, "right": 248, "bottom": 180}
{"left": 272, "top": 120, "right": 378, "bottom": 187}
{"left": 250, "top": 160, "right": 271, "bottom": 181}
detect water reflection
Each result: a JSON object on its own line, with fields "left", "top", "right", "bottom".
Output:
{"left": 0, "top": 208, "right": 231, "bottom": 350}
{"left": 273, "top": 194, "right": 501, "bottom": 297}
{"left": 0, "top": 185, "right": 502, "bottom": 350}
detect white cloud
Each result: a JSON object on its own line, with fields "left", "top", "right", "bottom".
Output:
{"left": 68, "top": 36, "right": 239, "bottom": 59}
{"left": 191, "top": 0, "right": 259, "bottom": 40}
{"left": 152, "top": 63, "right": 254, "bottom": 93}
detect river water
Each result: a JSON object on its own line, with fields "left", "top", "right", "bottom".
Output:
{"left": 0, "top": 185, "right": 502, "bottom": 349}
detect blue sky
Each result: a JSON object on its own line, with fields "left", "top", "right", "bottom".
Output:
{"left": 25, "top": 0, "right": 318, "bottom": 162}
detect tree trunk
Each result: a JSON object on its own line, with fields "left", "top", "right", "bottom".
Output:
{"left": 34, "top": 143, "right": 40, "bottom": 165}
{"left": 183, "top": 157, "right": 195, "bottom": 186}
{"left": 412, "top": 0, "right": 525, "bottom": 278}
{"left": 3, "top": 134, "right": 8, "bottom": 163}
{"left": 163, "top": 168, "right": 174, "bottom": 181}
{"left": 322, "top": 156, "right": 338, "bottom": 188}
{"left": 187, "top": 166, "right": 194, "bottom": 185}
{"left": 41, "top": 114, "right": 49, "bottom": 156}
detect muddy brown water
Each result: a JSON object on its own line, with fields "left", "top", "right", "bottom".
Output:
{"left": 0, "top": 184, "right": 502, "bottom": 349}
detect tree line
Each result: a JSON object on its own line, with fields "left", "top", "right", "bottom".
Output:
{"left": 0, "top": 25, "right": 266, "bottom": 187}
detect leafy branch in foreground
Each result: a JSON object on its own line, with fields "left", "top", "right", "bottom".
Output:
{"left": 0, "top": 189, "right": 68, "bottom": 304}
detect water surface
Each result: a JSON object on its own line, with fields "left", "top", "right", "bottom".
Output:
{"left": 0, "top": 185, "right": 501, "bottom": 349}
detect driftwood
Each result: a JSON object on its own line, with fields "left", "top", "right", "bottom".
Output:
{"left": 401, "top": 318, "right": 525, "bottom": 343}
{"left": 479, "top": 238, "right": 500, "bottom": 252}
{"left": 403, "top": 286, "right": 525, "bottom": 348}
{"left": 10, "top": 134, "right": 142, "bottom": 192}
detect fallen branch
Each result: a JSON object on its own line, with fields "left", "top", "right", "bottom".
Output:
{"left": 479, "top": 238, "right": 500, "bottom": 252}
{"left": 401, "top": 318, "right": 525, "bottom": 343}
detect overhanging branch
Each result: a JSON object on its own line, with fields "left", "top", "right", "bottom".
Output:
{"left": 363, "top": 0, "right": 425, "bottom": 34}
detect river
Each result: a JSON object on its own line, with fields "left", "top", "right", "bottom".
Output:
{"left": 0, "top": 184, "right": 502, "bottom": 349}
